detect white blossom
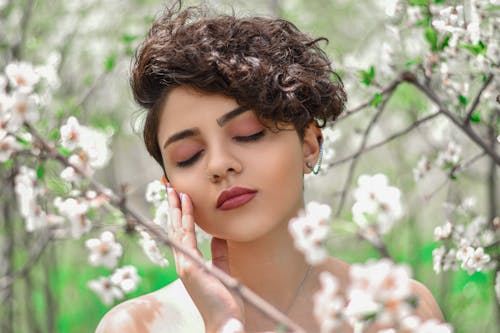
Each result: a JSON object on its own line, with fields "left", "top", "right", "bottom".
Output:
{"left": 60, "top": 116, "right": 82, "bottom": 151}
{"left": 111, "top": 265, "right": 140, "bottom": 293}
{"left": 401, "top": 316, "right": 454, "bottom": 332}
{"left": 54, "top": 197, "right": 91, "bottom": 238}
{"left": 7, "top": 91, "right": 38, "bottom": 131}
{"left": 313, "top": 271, "right": 345, "bottom": 333}
{"left": 461, "top": 247, "right": 490, "bottom": 275}
{"left": 347, "top": 259, "right": 413, "bottom": 327}
{"left": 138, "top": 230, "right": 169, "bottom": 267}
{"left": 153, "top": 200, "right": 169, "bottom": 231}
{"left": 352, "top": 174, "right": 403, "bottom": 235}
{"left": 434, "top": 221, "right": 453, "bottom": 240}
{"left": 145, "top": 180, "right": 166, "bottom": 207}
{"left": 0, "top": 135, "right": 21, "bottom": 162}
{"left": 436, "top": 141, "right": 461, "bottom": 167}
{"left": 87, "top": 276, "right": 124, "bottom": 306}
{"left": 85, "top": 231, "right": 123, "bottom": 269}
{"left": 5, "top": 62, "right": 40, "bottom": 93}
{"left": 14, "top": 166, "right": 47, "bottom": 232}
{"left": 413, "top": 156, "right": 431, "bottom": 181}
{"left": 60, "top": 166, "right": 80, "bottom": 183}
{"left": 288, "top": 201, "right": 331, "bottom": 265}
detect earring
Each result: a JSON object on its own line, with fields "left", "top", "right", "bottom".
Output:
{"left": 306, "top": 143, "right": 323, "bottom": 175}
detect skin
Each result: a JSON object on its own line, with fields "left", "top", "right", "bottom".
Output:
{"left": 95, "top": 85, "right": 444, "bottom": 333}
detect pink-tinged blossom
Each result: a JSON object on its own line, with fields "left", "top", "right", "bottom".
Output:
{"left": 313, "top": 271, "right": 345, "bottom": 333}
{"left": 60, "top": 117, "right": 112, "bottom": 169}
{"left": 461, "top": 247, "right": 490, "bottom": 275}
{"left": 347, "top": 259, "right": 413, "bottom": 327}
{"left": 85, "top": 231, "right": 123, "bottom": 269}
{"left": 145, "top": 180, "right": 166, "bottom": 207}
{"left": 60, "top": 166, "right": 80, "bottom": 183}
{"left": 60, "top": 116, "right": 82, "bottom": 151}
{"left": 68, "top": 153, "right": 94, "bottom": 176}
{"left": 54, "top": 197, "right": 91, "bottom": 238}
{"left": 434, "top": 221, "right": 453, "bottom": 240}
{"left": 352, "top": 174, "right": 403, "bottom": 235}
{"left": 111, "top": 265, "right": 140, "bottom": 293}
{"left": 7, "top": 91, "right": 38, "bottom": 131}
{"left": 87, "top": 276, "right": 124, "bottom": 306}
{"left": 288, "top": 201, "right": 331, "bottom": 265}
{"left": 5, "top": 62, "right": 40, "bottom": 93}
{"left": 0, "top": 135, "right": 21, "bottom": 162}
{"left": 138, "top": 230, "right": 169, "bottom": 267}
{"left": 413, "top": 156, "right": 431, "bottom": 181}
{"left": 85, "top": 190, "right": 109, "bottom": 208}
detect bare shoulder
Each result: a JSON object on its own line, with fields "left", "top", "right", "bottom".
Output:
{"left": 95, "top": 279, "right": 204, "bottom": 333}
{"left": 410, "top": 278, "right": 444, "bottom": 321}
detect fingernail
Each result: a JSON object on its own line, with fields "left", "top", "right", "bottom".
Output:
{"left": 179, "top": 192, "right": 185, "bottom": 205}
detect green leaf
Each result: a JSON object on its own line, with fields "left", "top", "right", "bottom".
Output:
{"left": 458, "top": 95, "right": 468, "bottom": 106}
{"left": 36, "top": 166, "right": 44, "bottom": 180}
{"left": 122, "top": 34, "right": 137, "bottom": 43}
{"left": 462, "top": 40, "right": 487, "bottom": 56}
{"left": 49, "top": 129, "right": 59, "bottom": 140}
{"left": 58, "top": 147, "right": 71, "bottom": 157}
{"left": 409, "top": 0, "right": 429, "bottom": 6}
{"left": 470, "top": 111, "right": 481, "bottom": 123}
{"left": 438, "top": 33, "right": 452, "bottom": 51}
{"left": 104, "top": 54, "right": 117, "bottom": 73}
{"left": 405, "top": 57, "right": 422, "bottom": 67}
{"left": 2, "top": 159, "right": 14, "bottom": 169}
{"left": 424, "top": 26, "right": 438, "bottom": 51}
{"left": 370, "top": 92, "right": 383, "bottom": 108}
{"left": 359, "top": 65, "right": 375, "bottom": 86}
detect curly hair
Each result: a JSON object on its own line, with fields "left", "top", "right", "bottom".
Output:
{"left": 131, "top": 4, "right": 347, "bottom": 169}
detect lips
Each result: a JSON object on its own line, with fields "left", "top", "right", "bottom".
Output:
{"left": 216, "top": 186, "right": 257, "bottom": 210}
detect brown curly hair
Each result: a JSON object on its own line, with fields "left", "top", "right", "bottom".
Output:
{"left": 131, "top": 4, "right": 347, "bottom": 169}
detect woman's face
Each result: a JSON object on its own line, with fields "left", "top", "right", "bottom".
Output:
{"left": 157, "top": 85, "right": 319, "bottom": 242}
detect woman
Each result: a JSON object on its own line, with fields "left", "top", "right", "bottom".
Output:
{"left": 96, "top": 4, "right": 443, "bottom": 333}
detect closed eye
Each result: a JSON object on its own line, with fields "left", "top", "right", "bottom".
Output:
{"left": 176, "top": 150, "right": 203, "bottom": 168}
{"left": 234, "top": 130, "right": 265, "bottom": 142}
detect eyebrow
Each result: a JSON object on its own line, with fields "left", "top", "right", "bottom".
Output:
{"left": 216, "top": 105, "right": 251, "bottom": 127}
{"left": 162, "top": 105, "right": 251, "bottom": 149}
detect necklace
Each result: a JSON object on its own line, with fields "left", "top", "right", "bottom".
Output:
{"left": 284, "top": 264, "right": 312, "bottom": 315}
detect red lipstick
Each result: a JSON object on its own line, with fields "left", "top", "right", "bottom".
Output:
{"left": 216, "top": 186, "right": 257, "bottom": 210}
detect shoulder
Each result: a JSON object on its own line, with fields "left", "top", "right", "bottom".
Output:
{"left": 409, "top": 279, "right": 444, "bottom": 321}
{"left": 95, "top": 279, "right": 204, "bottom": 333}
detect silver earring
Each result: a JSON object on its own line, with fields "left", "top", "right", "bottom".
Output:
{"left": 306, "top": 143, "right": 323, "bottom": 175}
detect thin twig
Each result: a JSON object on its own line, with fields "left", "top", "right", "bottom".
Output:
{"left": 334, "top": 87, "right": 397, "bottom": 218}
{"left": 327, "top": 111, "right": 441, "bottom": 169}
{"left": 336, "top": 75, "right": 404, "bottom": 122}
{"left": 463, "top": 73, "right": 494, "bottom": 126}
{"left": 404, "top": 73, "right": 500, "bottom": 167}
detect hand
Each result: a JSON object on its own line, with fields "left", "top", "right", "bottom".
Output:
{"left": 166, "top": 185, "right": 245, "bottom": 333}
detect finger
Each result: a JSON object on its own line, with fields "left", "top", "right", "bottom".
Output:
{"left": 166, "top": 184, "right": 180, "bottom": 210}
{"left": 211, "top": 237, "right": 230, "bottom": 274}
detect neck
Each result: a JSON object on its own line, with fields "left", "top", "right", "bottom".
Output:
{"left": 226, "top": 218, "right": 309, "bottom": 312}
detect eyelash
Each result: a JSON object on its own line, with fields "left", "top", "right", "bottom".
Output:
{"left": 176, "top": 130, "right": 265, "bottom": 168}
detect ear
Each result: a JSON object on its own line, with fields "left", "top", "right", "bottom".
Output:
{"left": 302, "top": 122, "right": 323, "bottom": 174}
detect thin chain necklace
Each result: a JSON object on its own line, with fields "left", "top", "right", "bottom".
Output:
{"left": 284, "top": 264, "right": 312, "bottom": 315}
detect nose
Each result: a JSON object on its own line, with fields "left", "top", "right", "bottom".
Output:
{"left": 206, "top": 144, "right": 242, "bottom": 183}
